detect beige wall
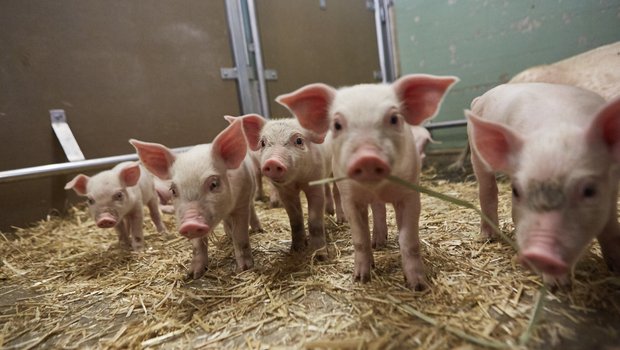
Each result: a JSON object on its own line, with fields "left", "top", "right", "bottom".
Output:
{"left": 0, "top": 1, "right": 239, "bottom": 231}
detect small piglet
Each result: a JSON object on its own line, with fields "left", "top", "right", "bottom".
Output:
{"left": 277, "top": 74, "right": 458, "bottom": 290}
{"left": 240, "top": 114, "right": 332, "bottom": 259}
{"left": 65, "top": 161, "right": 166, "bottom": 250}
{"left": 130, "top": 119, "right": 261, "bottom": 279}
{"left": 467, "top": 82, "right": 620, "bottom": 286}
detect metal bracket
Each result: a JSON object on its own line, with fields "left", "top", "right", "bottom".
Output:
{"left": 221, "top": 67, "right": 277, "bottom": 81}
{"left": 264, "top": 69, "right": 278, "bottom": 81}
{"left": 220, "top": 67, "right": 238, "bottom": 80}
{"left": 50, "top": 109, "right": 85, "bottom": 162}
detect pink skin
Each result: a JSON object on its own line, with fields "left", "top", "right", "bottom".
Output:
{"left": 130, "top": 119, "right": 261, "bottom": 279}
{"left": 277, "top": 74, "right": 458, "bottom": 291}
{"left": 467, "top": 83, "right": 620, "bottom": 287}
{"left": 241, "top": 114, "right": 330, "bottom": 259}
{"left": 65, "top": 162, "right": 166, "bottom": 251}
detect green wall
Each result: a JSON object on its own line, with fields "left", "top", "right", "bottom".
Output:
{"left": 394, "top": 0, "right": 620, "bottom": 150}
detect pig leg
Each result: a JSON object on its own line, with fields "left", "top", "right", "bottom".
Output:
{"left": 224, "top": 209, "right": 254, "bottom": 272}
{"left": 115, "top": 221, "right": 132, "bottom": 249}
{"left": 127, "top": 208, "right": 145, "bottom": 251}
{"left": 598, "top": 185, "right": 620, "bottom": 274}
{"left": 304, "top": 185, "right": 328, "bottom": 260}
{"left": 345, "top": 200, "right": 373, "bottom": 283}
{"left": 146, "top": 197, "right": 166, "bottom": 233}
{"left": 255, "top": 171, "right": 265, "bottom": 201}
{"left": 332, "top": 183, "right": 346, "bottom": 224}
{"left": 324, "top": 183, "right": 336, "bottom": 216}
{"left": 471, "top": 150, "right": 499, "bottom": 240}
{"left": 371, "top": 202, "right": 388, "bottom": 249}
{"left": 249, "top": 204, "right": 263, "bottom": 233}
{"left": 394, "top": 193, "right": 428, "bottom": 291}
{"left": 268, "top": 182, "right": 281, "bottom": 208}
{"left": 189, "top": 237, "right": 208, "bottom": 279}
{"left": 278, "top": 188, "right": 307, "bottom": 252}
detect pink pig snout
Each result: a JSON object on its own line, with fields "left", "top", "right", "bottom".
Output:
{"left": 262, "top": 158, "right": 288, "bottom": 182}
{"left": 96, "top": 213, "right": 118, "bottom": 228}
{"left": 347, "top": 147, "right": 390, "bottom": 182}
{"left": 520, "top": 244, "right": 568, "bottom": 276}
{"left": 518, "top": 212, "right": 568, "bottom": 276}
{"left": 179, "top": 219, "right": 210, "bottom": 239}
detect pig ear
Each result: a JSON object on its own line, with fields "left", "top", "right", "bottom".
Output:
{"left": 587, "top": 97, "right": 620, "bottom": 162}
{"left": 223, "top": 115, "right": 237, "bottom": 124}
{"left": 119, "top": 162, "right": 141, "bottom": 187}
{"left": 393, "top": 74, "right": 459, "bottom": 125}
{"left": 276, "top": 83, "right": 336, "bottom": 139}
{"left": 212, "top": 119, "right": 247, "bottom": 169}
{"left": 65, "top": 174, "right": 89, "bottom": 196}
{"left": 240, "top": 114, "right": 266, "bottom": 151}
{"left": 466, "top": 110, "right": 523, "bottom": 172}
{"left": 129, "top": 139, "right": 176, "bottom": 180}
{"left": 306, "top": 130, "right": 325, "bottom": 144}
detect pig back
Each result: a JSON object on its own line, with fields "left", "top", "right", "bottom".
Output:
{"left": 472, "top": 83, "right": 607, "bottom": 133}
{"left": 509, "top": 41, "right": 620, "bottom": 101}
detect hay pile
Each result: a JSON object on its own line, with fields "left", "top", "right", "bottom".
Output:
{"left": 1, "top": 166, "right": 619, "bottom": 349}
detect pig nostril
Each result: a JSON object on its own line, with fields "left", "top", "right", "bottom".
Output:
{"left": 375, "top": 167, "right": 384, "bottom": 175}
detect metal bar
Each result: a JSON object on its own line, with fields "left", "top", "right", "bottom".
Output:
{"left": 224, "top": 0, "right": 258, "bottom": 114}
{"left": 425, "top": 119, "right": 468, "bottom": 130}
{"left": 0, "top": 146, "right": 192, "bottom": 185}
{"left": 247, "top": 0, "right": 270, "bottom": 118}
{"left": 373, "top": 0, "right": 388, "bottom": 83}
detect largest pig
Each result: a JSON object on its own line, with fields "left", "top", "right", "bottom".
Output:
{"left": 467, "top": 82, "right": 620, "bottom": 286}
{"left": 277, "top": 74, "right": 458, "bottom": 290}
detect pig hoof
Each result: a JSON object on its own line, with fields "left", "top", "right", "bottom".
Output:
{"left": 405, "top": 276, "right": 429, "bottom": 292}
{"left": 312, "top": 247, "right": 329, "bottom": 261}
{"left": 236, "top": 259, "right": 254, "bottom": 272}
{"left": 188, "top": 267, "right": 207, "bottom": 280}
{"left": 353, "top": 272, "right": 371, "bottom": 284}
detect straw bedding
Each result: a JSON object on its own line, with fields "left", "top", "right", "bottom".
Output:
{"left": 1, "top": 164, "right": 619, "bottom": 349}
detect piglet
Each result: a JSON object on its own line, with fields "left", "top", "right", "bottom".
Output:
{"left": 240, "top": 114, "right": 333, "bottom": 259}
{"left": 130, "top": 119, "right": 261, "bottom": 279}
{"left": 65, "top": 161, "right": 166, "bottom": 250}
{"left": 277, "top": 74, "right": 458, "bottom": 290}
{"left": 467, "top": 82, "right": 620, "bottom": 286}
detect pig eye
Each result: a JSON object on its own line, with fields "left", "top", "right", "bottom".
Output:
{"left": 113, "top": 192, "right": 124, "bottom": 201}
{"left": 582, "top": 184, "right": 597, "bottom": 198}
{"left": 87, "top": 197, "right": 95, "bottom": 205}
{"left": 390, "top": 114, "right": 399, "bottom": 125}
{"left": 295, "top": 137, "right": 304, "bottom": 146}
{"left": 260, "top": 139, "right": 266, "bottom": 148}
{"left": 334, "top": 121, "right": 342, "bottom": 131}
{"left": 206, "top": 176, "right": 221, "bottom": 193}
{"left": 169, "top": 185, "right": 178, "bottom": 198}
{"left": 512, "top": 185, "right": 520, "bottom": 199}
